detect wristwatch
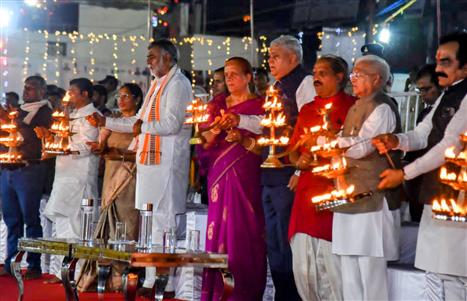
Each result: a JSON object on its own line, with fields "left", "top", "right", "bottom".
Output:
{"left": 294, "top": 169, "right": 301, "bottom": 176}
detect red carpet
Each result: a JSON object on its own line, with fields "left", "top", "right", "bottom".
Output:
{"left": 0, "top": 270, "right": 183, "bottom": 301}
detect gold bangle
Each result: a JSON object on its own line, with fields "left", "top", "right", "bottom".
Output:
{"left": 246, "top": 137, "right": 256, "bottom": 152}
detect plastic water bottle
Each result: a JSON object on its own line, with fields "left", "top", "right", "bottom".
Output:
{"left": 80, "top": 199, "right": 94, "bottom": 241}
{"left": 138, "top": 203, "right": 153, "bottom": 249}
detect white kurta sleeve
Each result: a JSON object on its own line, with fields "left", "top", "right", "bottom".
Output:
{"left": 141, "top": 79, "right": 191, "bottom": 136}
{"left": 295, "top": 75, "right": 315, "bottom": 111}
{"left": 238, "top": 114, "right": 263, "bottom": 134}
{"left": 69, "top": 118, "right": 99, "bottom": 156}
{"left": 403, "top": 94, "right": 467, "bottom": 180}
{"left": 395, "top": 95, "right": 442, "bottom": 152}
{"left": 338, "top": 103, "right": 396, "bottom": 159}
{"left": 105, "top": 114, "right": 139, "bottom": 133}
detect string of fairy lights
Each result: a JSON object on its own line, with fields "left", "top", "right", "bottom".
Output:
{"left": 12, "top": 24, "right": 382, "bottom": 91}
{"left": 22, "top": 32, "right": 30, "bottom": 82}
{"left": 54, "top": 34, "right": 60, "bottom": 84}
{"left": 317, "top": 25, "right": 380, "bottom": 64}
{"left": 112, "top": 34, "right": 119, "bottom": 79}
{"left": 69, "top": 32, "right": 78, "bottom": 75}
{"left": 1, "top": 38, "right": 8, "bottom": 90}
{"left": 88, "top": 35, "right": 95, "bottom": 81}
{"left": 41, "top": 30, "right": 48, "bottom": 81}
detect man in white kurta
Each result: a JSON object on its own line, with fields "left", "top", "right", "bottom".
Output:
{"left": 330, "top": 55, "right": 401, "bottom": 300}
{"left": 40, "top": 78, "right": 100, "bottom": 281}
{"left": 374, "top": 32, "right": 467, "bottom": 300}
{"left": 88, "top": 40, "right": 192, "bottom": 291}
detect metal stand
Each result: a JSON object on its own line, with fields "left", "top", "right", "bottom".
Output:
{"left": 97, "top": 264, "right": 111, "bottom": 295}
{"left": 122, "top": 270, "right": 138, "bottom": 301}
{"left": 220, "top": 268, "right": 235, "bottom": 301}
{"left": 152, "top": 269, "right": 169, "bottom": 301}
{"left": 12, "top": 251, "right": 25, "bottom": 301}
{"left": 61, "top": 256, "right": 79, "bottom": 301}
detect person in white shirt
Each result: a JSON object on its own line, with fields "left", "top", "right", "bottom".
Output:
{"left": 330, "top": 55, "right": 401, "bottom": 300}
{"left": 87, "top": 39, "right": 192, "bottom": 297}
{"left": 36, "top": 78, "right": 100, "bottom": 283}
{"left": 374, "top": 31, "right": 467, "bottom": 300}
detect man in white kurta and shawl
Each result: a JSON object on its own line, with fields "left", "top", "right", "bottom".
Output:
{"left": 326, "top": 55, "right": 402, "bottom": 300}
{"left": 374, "top": 32, "right": 467, "bottom": 300}
{"left": 87, "top": 39, "right": 192, "bottom": 293}
{"left": 37, "top": 78, "right": 100, "bottom": 283}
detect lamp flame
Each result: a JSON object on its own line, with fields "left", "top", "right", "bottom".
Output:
{"left": 445, "top": 146, "right": 457, "bottom": 159}
{"left": 439, "top": 167, "right": 457, "bottom": 181}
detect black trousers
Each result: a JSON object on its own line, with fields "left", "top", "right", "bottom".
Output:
{"left": 262, "top": 185, "right": 301, "bottom": 301}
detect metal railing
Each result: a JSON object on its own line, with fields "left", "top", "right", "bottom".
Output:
{"left": 389, "top": 91, "right": 423, "bottom": 133}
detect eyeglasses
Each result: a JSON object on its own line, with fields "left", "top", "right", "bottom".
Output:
{"left": 415, "top": 86, "right": 433, "bottom": 94}
{"left": 349, "top": 72, "right": 370, "bottom": 81}
{"left": 118, "top": 93, "right": 132, "bottom": 99}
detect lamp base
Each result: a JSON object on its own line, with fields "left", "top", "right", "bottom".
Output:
{"left": 189, "top": 136, "right": 205, "bottom": 145}
{"left": 261, "top": 155, "right": 283, "bottom": 168}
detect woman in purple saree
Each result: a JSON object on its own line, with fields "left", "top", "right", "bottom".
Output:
{"left": 199, "top": 57, "right": 267, "bottom": 301}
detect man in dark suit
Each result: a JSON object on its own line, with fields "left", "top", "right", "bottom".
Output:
{"left": 404, "top": 64, "right": 442, "bottom": 222}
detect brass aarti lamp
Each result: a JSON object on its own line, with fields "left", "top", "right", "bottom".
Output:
{"left": 185, "top": 96, "right": 209, "bottom": 145}
{"left": 306, "top": 112, "right": 372, "bottom": 211}
{"left": 310, "top": 154, "right": 358, "bottom": 211}
{"left": 43, "top": 93, "right": 72, "bottom": 156}
{"left": 258, "top": 86, "right": 290, "bottom": 168}
{"left": 0, "top": 111, "right": 25, "bottom": 164}
{"left": 432, "top": 131, "right": 467, "bottom": 222}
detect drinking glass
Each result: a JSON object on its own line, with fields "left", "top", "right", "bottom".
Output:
{"left": 163, "top": 228, "right": 177, "bottom": 253}
{"left": 186, "top": 230, "right": 200, "bottom": 252}
{"left": 115, "top": 221, "right": 127, "bottom": 242}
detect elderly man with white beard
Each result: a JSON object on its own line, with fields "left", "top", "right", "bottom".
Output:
{"left": 87, "top": 39, "right": 192, "bottom": 297}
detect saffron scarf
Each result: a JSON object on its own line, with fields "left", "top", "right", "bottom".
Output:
{"left": 138, "top": 65, "right": 178, "bottom": 165}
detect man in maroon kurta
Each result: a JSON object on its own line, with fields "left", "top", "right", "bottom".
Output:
{"left": 288, "top": 55, "right": 355, "bottom": 300}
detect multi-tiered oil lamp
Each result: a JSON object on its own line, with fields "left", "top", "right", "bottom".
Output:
{"left": 312, "top": 185, "right": 355, "bottom": 211}
{"left": 43, "top": 93, "right": 72, "bottom": 155}
{"left": 185, "top": 97, "right": 209, "bottom": 145}
{"left": 309, "top": 140, "right": 346, "bottom": 158}
{"left": 432, "top": 131, "right": 467, "bottom": 222}
{"left": 258, "top": 86, "right": 290, "bottom": 168}
{"left": 432, "top": 198, "right": 466, "bottom": 222}
{"left": 306, "top": 110, "right": 373, "bottom": 210}
{"left": 311, "top": 156, "right": 347, "bottom": 179}
{"left": 310, "top": 154, "right": 359, "bottom": 211}
{"left": 0, "top": 111, "right": 25, "bottom": 164}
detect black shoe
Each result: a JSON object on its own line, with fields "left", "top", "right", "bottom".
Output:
{"left": 24, "top": 269, "right": 42, "bottom": 280}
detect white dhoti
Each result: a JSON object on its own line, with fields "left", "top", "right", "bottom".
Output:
{"left": 332, "top": 201, "right": 400, "bottom": 300}
{"left": 415, "top": 205, "right": 467, "bottom": 300}
{"left": 137, "top": 162, "right": 188, "bottom": 290}
{"left": 50, "top": 216, "right": 83, "bottom": 280}
{"left": 290, "top": 233, "right": 342, "bottom": 301}
{"left": 340, "top": 255, "right": 387, "bottom": 300}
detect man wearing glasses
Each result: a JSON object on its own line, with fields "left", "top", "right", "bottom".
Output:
{"left": 329, "top": 54, "right": 402, "bottom": 300}
{"left": 404, "top": 64, "right": 443, "bottom": 222}
{"left": 415, "top": 64, "right": 443, "bottom": 110}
